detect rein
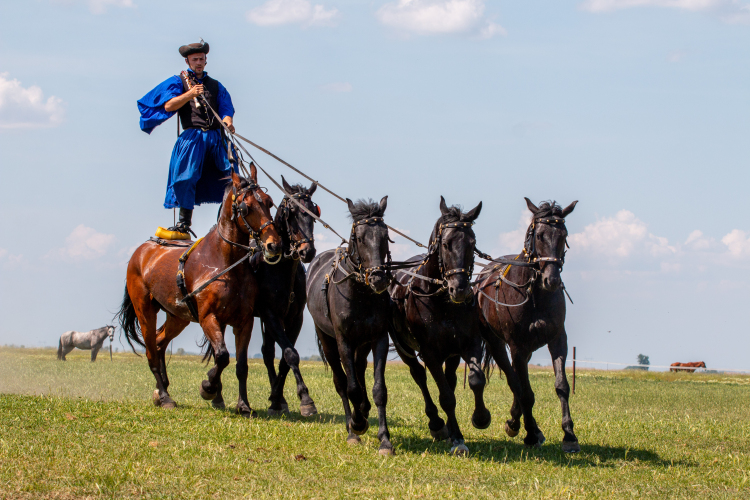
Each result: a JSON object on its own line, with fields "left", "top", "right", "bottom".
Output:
{"left": 475, "top": 216, "right": 572, "bottom": 309}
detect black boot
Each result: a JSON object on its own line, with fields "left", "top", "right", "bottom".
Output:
{"left": 168, "top": 208, "right": 196, "bottom": 238}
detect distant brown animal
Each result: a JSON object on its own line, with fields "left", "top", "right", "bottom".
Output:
{"left": 670, "top": 361, "right": 706, "bottom": 373}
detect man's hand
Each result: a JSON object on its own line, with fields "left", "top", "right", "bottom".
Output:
{"left": 223, "top": 116, "right": 235, "bottom": 134}
{"left": 188, "top": 84, "right": 204, "bottom": 98}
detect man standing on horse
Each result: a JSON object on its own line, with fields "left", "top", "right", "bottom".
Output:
{"left": 137, "top": 39, "right": 236, "bottom": 240}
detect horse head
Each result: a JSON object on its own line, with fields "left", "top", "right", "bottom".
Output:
{"left": 228, "top": 166, "right": 282, "bottom": 261}
{"left": 524, "top": 198, "right": 578, "bottom": 293}
{"left": 434, "top": 196, "right": 482, "bottom": 304}
{"left": 347, "top": 196, "right": 390, "bottom": 294}
{"left": 107, "top": 325, "right": 115, "bottom": 341}
{"left": 279, "top": 175, "right": 318, "bottom": 264}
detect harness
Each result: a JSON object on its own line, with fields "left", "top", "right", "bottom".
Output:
{"left": 475, "top": 216, "right": 571, "bottom": 311}
{"left": 277, "top": 192, "right": 319, "bottom": 260}
{"left": 320, "top": 217, "right": 391, "bottom": 318}
{"left": 175, "top": 180, "right": 276, "bottom": 321}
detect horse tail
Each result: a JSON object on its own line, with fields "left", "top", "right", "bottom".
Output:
{"left": 316, "top": 330, "right": 328, "bottom": 370}
{"left": 116, "top": 285, "right": 145, "bottom": 354}
{"left": 198, "top": 335, "right": 215, "bottom": 364}
{"left": 57, "top": 337, "right": 63, "bottom": 360}
{"left": 481, "top": 338, "right": 496, "bottom": 381}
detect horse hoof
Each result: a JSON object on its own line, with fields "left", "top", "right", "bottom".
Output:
{"left": 199, "top": 381, "right": 216, "bottom": 401}
{"left": 347, "top": 435, "right": 362, "bottom": 445}
{"left": 504, "top": 421, "right": 519, "bottom": 438}
{"left": 162, "top": 400, "right": 177, "bottom": 410}
{"left": 430, "top": 425, "right": 450, "bottom": 442}
{"left": 351, "top": 420, "right": 369, "bottom": 436}
{"left": 212, "top": 399, "right": 226, "bottom": 410}
{"left": 267, "top": 407, "right": 290, "bottom": 417}
{"left": 300, "top": 403, "right": 318, "bottom": 417}
{"left": 450, "top": 443, "right": 469, "bottom": 457}
{"left": 562, "top": 440, "right": 580, "bottom": 453}
{"left": 378, "top": 446, "right": 394, "bottom": 456}
{"left": 536, "top": 430, "right": 546, "bottom": 446}
{"left": 152, "top": 390, "right": 162, "bottom": 407}
{"left": 471, "top": 411, "right": 491, "bottom": 430}
{"left": 281, "top": 403, "right": 289, "bottom": 413}
{"left": 238, "top": 409, "right": 257, "bottom": 419}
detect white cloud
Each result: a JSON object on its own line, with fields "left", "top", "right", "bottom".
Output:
{"left": 87, "top": 0, "right": 135, "bottom": 14}
{"left": 580, "top": 0, "right": 750, "bottom": 24}
{"left": 0, "top": 73, "right": 64, "bottom": 130}
{"left": 320, "top": 82, "right": 353, "bottom": 93}
{"left": 0, "top": 249, "right": 25, "bottom": 269}
{"left": 721, "top": 230, "right": 750, "bottom": 258}
{"left": 247, "top": 0, "right": 340, "bottom": 27}
{"left": 49, "top": 225, "right": 116, "bottom": 260}
{"left": 376, "top": 0, "right": 505, "bottom": 38}
{"left": 668, "top": 50, "right": 687, "bottom": 63}
{"left": 493, "top": 212, "right": 529, "bottom": 257}
{"left": 0, "top": 248, "right": 6, "bottom": 259}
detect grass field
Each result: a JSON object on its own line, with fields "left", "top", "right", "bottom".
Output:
{"left": 1, "top": 347, "right": 748, "bottom": 499}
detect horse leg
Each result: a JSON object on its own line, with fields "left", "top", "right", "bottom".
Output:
{"left": 131, "top": 288, "right": 173, "bottom": 408}
{"left": 317, "top": 328, "right": 358, "bottom": 444}
{"left": 198, "top": 314, "right": 229, "bottom": 402}
{"left": 397, "top": 345, "right": 448, "bottom": 440}
{"left": 461, "top": 340, "right": 491, "bottom": 431}
{"left": 234, "top": 323, "right": 257, "bottom": 418}
{"left": 510, "top": 349, "right": 544, "bottom": 447}
{"left": 445, "top": 355, "right": 460, "bottom": 392}
{"left": 271, "top": 312, "right": 317, "bottom": 417}
{"left": 549, "top": 330, "right": 580, "bottom": 453}
{"left": 90, "top": 343, "right": 101, "bottom": 362}
{"left": 372, "top": 333, "right": 393, "bottom": 455}
{"left": 63, "top": 344, "right": 75, "bottom": 360}
{"left": 482, "top": 333, "right": 540, "bottom": 444}
{"left": 155, "top": 314, "right": 190, "bottom": 397}
{"left": 261, "top": 321, "right": 285, "bottom": 415}
{"left": 339, "top": 337, "right": 368, "bottom": 438}
{"left": 424, "top": 356, "right": 467, "bottom": 456}
{"left": 354, "top": 343, "right": 372, "bottom": 419}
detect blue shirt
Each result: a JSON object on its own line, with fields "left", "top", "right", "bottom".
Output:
{"left": 137, "top": 69, "right": 234, "bottom": 134}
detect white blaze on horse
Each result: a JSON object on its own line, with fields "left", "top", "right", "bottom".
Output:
{"left": 57, "top": 326, "right": 115, "bottom": 362}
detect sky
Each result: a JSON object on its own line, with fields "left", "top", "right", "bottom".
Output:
{"left": 1, "top": 0, "right": 749, "bottom": 371}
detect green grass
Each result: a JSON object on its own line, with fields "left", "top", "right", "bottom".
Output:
{"left": 1, "top": 347, "right": 748, "bottom": 499}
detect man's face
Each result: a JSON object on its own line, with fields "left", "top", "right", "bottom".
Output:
{"left": 186, "top": 53, "right": 206, "bottom": 73}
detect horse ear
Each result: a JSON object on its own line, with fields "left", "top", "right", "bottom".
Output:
{"left": 379, "top": 195, "right": 388, "bottom": 215}
{"left": 346, "top": 198, "right": 356, "bottom": 214}
{"left": 524, "top": 197, "right": 539, "bottom": 214}
{"left": 561, "top": 200, "right": 578, "bottom": 218}
{"left": 231, "top": 169, "right": 242, "bottom": 188}
{"left": 308, "top": 181, "right": 317, "bottom": 195}
{"left": 249, "top": 162, "right": 258, "bottom": 184}
{"left": 281, "top": 175, "right": 292, "bottom": 194}
{"left": 465, "top": 201, "right": 482, "bottom": 222}
{"left": 439, "top": 196, "right": 449, "bottom": 215}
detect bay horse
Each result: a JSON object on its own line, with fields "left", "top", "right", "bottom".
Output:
{"left": 117, "top": 167, "right": 282, "bottom": 415}
{"left": 306, "top": 197, "right": 394, "bottom": 455}
{"left": 57, "top": 326, "right": 114, "bottom": 361}
{"left": 670, "top": 362, "right": 706, "bottom": 373}
{"left": 475, "top": 198, "right": 580, "bottom": 452}
{"left": 388, "top": 197, "right": 490, "bottom": 456}
{"left": 203, "top": 176, "right": 319, "bottom": 417}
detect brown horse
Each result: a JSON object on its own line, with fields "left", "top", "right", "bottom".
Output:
{"left": 670, "top": 362, "right": 706, "bottom": 373}
{"left": 475, "top": 198, "right": 580, "bottom": 452}
{"left": 117, "top": 167, "right": 282, "bottom": 415}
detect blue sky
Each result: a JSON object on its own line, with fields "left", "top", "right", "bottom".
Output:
{"left": 1, "top": 0, "right": 749, "bottom": 370}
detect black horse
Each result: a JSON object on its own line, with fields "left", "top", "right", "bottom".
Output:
{"left": 388, "top": 197, "right": 489, "bottom": 456}
{"left": 306, "top": 197, "right": 394, "bottom": 455}
{"left": 257, "top": 177, "right": 319, "bottom": 417}
{"left": 475, "top": 198, "right": 580, "bottom": 452}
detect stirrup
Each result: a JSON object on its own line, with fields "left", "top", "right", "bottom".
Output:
{"left": 156, "top": 226, "right": 191, "bottom": 241}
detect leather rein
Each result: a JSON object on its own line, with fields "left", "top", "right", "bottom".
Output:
{"left": 475, "top": 216, "right": 572, "bottom": 308}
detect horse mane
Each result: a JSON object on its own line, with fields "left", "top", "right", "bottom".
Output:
{"left": 533, "top": 201, "right": 564, "bottom": 219}
{"left": 284, "top": 183, "right": 311, "bottom": 196}
{"left": 348, "top": 199, "right": 385, "bottom": 222}
{"left": 431, "top": 204, "right": 474, "bottom": 240}
{"left": 222, "top": 176, "right": 252, "bottom": 195}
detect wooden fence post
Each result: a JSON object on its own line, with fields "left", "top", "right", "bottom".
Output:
{"left": 572, "top": 346, "right": 576, "bottom": 395}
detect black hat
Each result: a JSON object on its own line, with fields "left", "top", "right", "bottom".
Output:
{"left": 179, "top": 39, "right": 209, "bottom": 58}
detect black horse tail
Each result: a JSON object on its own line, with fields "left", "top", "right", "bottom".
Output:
{"left": 316, "top": 331, "right": 328, "bottom": 370}
{"left": 198, "top": 335, "right": 215, "bottom": 364}
{"left": 57, "top": 337, "right": 63, "bottom": 360}
{"left": 116, "top": 285, "right": 145, "bottom": 354}
{"left": 481, "top": 339, "right": 496, "bottom": 381}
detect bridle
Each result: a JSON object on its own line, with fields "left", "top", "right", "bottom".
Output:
{"left": 346, "top": 216, "right": 392, "bottom": 286}
{"left": 476, "top": 215, "right": 571, "bottom": 308}
{"left": 221, "top": 180, "right": 281, "bottom": 265}
{"left": 400, "top": 220, "right": 477, "bottom": 300}
{"left": 277, "top": 192, "right": 319, "bottom": 260}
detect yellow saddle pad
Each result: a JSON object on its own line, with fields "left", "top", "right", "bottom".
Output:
{"left": 155, "top": 226, "right": 190, "bottom": 241}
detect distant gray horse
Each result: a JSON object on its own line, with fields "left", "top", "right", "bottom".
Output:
{"left": 57, "top": 326, "right": 115, "bottom": 361}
